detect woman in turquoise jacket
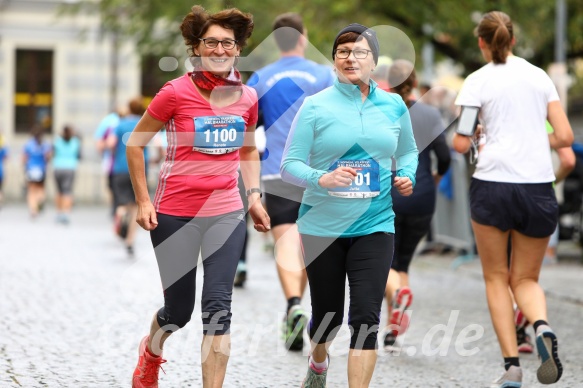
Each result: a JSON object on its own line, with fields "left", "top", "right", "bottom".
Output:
{"left": 281, "top": 23, "right": 418, "bottom": 388}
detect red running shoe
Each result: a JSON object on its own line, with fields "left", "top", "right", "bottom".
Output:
{"left": 132, "top": 336, "right": 166, "bottom": 388}
{"left": 517, "top": 329, "right": 534, "bottom": 354}
{"left": 390, "top": 287, "right": 413, "bottom": 335}
{"left": 514, "top": 308, "right": 529, "bottom": 331}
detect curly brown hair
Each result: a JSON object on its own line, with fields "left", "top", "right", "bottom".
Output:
{"left": 180, "top": 5, "right": 254, "bottom": 61}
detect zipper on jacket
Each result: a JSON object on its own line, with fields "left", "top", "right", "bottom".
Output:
{"left": 350, "top": 87, "right": 366, "bottom": 135}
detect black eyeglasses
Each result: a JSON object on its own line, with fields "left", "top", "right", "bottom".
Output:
{"left": 335, "top": 48, "right": 372, "bottom": 59}
{"left": 199, "top": 38, "right": 237, "bottom": 50}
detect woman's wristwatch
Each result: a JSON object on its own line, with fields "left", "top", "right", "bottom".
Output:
{"left": 245, "top": 187, "right": 262, "bottom": 198}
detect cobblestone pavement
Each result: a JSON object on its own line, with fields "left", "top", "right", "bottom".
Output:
{"left": 1, "top": 204, "right": 582, "bottom": 387}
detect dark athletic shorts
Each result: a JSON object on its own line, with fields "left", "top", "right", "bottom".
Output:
{"left": 112, "top": 173, "right": 136, "bottom": 206}
{"left": 263, "top": 179, "right": 304, "bottom": 227}
{"left": 469, "top": 178, "right": 558, "bottom": 238}
{"left": 54, "top": 169, "right": 76, "bottom": 195}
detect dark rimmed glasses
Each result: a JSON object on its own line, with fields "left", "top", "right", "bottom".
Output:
{"left": 199, "top": 38, "right": 237, "bottom": 50}
{"left": 335, "top": 48, "right": 372, "bottom": 59}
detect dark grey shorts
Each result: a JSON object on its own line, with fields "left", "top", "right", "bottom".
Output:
{"left": 54, "top": 169, "right": 76, "bottom": 195}
{"left": 470, "top": 178, "right": 558, "bottom": 238}
{"left": 112, "top": 173, "right": 135, "bottom": 206}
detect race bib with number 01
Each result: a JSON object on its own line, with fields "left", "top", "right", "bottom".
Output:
{"left": 193, "top": 115, "right": 245, "bottom": 154}
{"left": 327, "top": 159, "right": 380, "bottom": 198}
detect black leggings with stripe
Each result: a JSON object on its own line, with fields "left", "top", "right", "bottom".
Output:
{"left": 150, "top": 210, "right": 246, "bottom": 335}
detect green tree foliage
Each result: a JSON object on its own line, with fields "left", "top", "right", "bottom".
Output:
{"left": 61, "top": 0, "right": 583, "bottom": 92}
{"left": 364, "top": 0, "right": 583, "bottom": 73}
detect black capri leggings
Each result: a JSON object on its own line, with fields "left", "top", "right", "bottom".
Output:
{"left": 150, "top": 210, "right": 246, "bottom": 335}
{"left": 391, "top": 213, "right": 433, "bottom": 273}
{"left": 301, "top": 232, "right": 394, "bottom": 350}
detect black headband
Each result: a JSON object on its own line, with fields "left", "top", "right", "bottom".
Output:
{"left": 332, "top": 23, "right": 379, "bottom": 65}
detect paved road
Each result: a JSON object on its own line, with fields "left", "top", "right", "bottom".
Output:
{"left": 1, "top": 204, "right": 581, "bottom": 387}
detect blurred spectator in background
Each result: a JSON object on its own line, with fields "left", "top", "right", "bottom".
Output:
{"left": 418, "top": 83, "right": 431, "bottom": 97}
{"left": 383, "top": 59, "right": 451, "bottom": 350}
{"left": 53, "top": 125, "right": 82, "bottom": 224}
{"left": 0, "top": 134, "right": 7, "bottom": 208}
{"left": 94, "top": 106, "right": 127, "bottom": 215}
{"left": 107, "top": 97, "right": 146, "bottom": 256}
{"left": 23, "top": 125, "right": 52, "bottom": 218}
{"left": 370, "top": 55, "right": 392, "bottom": 92}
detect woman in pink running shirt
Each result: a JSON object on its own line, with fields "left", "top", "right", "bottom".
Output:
{"left": 127, "top": 6, "right": 270, "bottom": 388}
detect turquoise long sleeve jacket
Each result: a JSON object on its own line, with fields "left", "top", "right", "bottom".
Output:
{"left": 280, "top": 79, "right": 418, "bottom": 238}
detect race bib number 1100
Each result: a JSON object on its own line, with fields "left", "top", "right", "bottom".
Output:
{"left": 327, "top": 159, "right": 380, "bottom": 198}
{"left": 193, "top": 115, "right": 245, "bottom": 154}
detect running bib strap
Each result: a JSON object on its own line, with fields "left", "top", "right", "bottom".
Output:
{"left": 193, "top": 115, "right": 245, "bottom": 154}
{"left": 327, "top": 159, "right": 380, "bottom": 198}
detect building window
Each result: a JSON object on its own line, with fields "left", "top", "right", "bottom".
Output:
{"left": 141, "top": 54, "right": 181, "bottom": 106}
{"left": 14, "top": 49, "right": 54, "bottom": 134}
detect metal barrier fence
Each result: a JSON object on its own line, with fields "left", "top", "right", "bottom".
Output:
{"left": 432, "top": 152, "right": 475, "bottom": 264}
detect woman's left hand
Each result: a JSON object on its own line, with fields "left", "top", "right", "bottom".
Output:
{"left": 393, "top": 176, "right": 413, "bottom": 196}
{"left": 248, "top": 196, "right": 271, "bottom": 232}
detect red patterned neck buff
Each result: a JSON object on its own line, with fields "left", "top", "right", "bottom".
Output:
{"left": 191, "top": 66, "right": 242, "bottom": 91}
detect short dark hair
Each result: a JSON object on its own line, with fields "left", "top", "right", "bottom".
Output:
{"left": 334, "top": 32, "right": 360, "bottom": 47}
{"left": 272, "top": 13, "right": 304, "bottom": 52}
{"left": 31, "top": 124, "right": 44, "bottom": 138}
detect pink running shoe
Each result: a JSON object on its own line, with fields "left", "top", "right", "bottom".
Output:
{"left": 132, "top": 336, "right": 167, "bottom": 388}
{"left": 514, "top": 308, "right": 529, "bottom": 331}
{"left": 517, "top": 331, "right": 534, "bottom": 354}
{"left": 390, "top": 287, "right": 413, "bottom": 335}
{"left": 514, "top": 308, "right": 533, "bottom": 353}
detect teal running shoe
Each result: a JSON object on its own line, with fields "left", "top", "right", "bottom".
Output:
{"left": 535, "top": 325, "right": 563, "bottom": 384}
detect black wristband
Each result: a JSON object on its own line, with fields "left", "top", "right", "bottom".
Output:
{"left": 245, "top": 188, "right": 262, "bottom": 198}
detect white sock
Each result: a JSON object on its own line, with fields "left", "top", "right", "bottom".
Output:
{"left": 310, "top": 355, "right": 329, "bottom": 370}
